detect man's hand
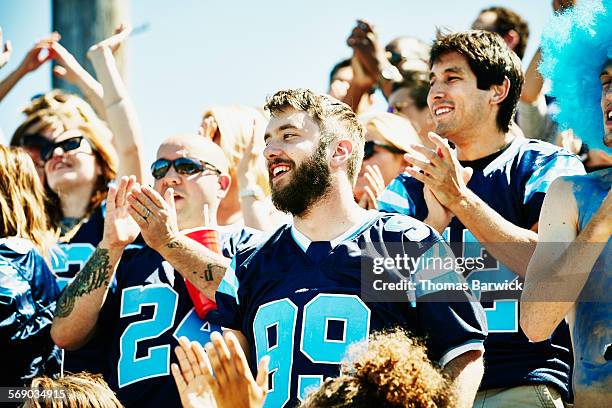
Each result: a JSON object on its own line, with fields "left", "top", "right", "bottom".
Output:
{"left": 101, "top": 176, "right": 140, "bottom": 249}
{"left": 0, "top": 28, "right": 12, "bottom": 69}
{"left": 172, "top": 337, "right": 217, "bottom": 408}
{"left": 127, "top": 184, "right": 180, "bottom": 252}
{"left": 404, "top": 132, "right": 473, "bottom": 211}
{"left": 17, "top": 33, "right": 60, "bottom": 75}
{"left": 357, "top": 164, "right": 385, "bottom": 210}
{"left": 236, "top": 120, "right": 262, "bottom": 191}
{"left": 347, "top": 19, "right": 393, "bottom": 84}
{"left": 203, "top": 331, "right": 269, "bottom": 408}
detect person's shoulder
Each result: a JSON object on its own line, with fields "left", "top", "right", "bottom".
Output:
{"left": 0, "top": 237, "right": 38, "bottom": 255}
{"left": 518, "top": 138, "right": 580, "bottom": 163}
{"left": 557, "top": 167, "right": 612, "bottom": 196}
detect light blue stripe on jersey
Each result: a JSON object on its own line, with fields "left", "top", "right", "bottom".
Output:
{"left": 217, "top": 257, "right": 239, "bottom": 304}
{"left": 378, "top": 178, "right": 414, "bottom": 215}
{"left": 524, "top": 155, "right": 585, "bottom": 204}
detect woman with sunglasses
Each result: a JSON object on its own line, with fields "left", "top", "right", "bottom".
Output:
{"left": 354, "top": 112, "right": 423, "bottom": 209}
{"left": 0, "top": 146, "right": 62, "bottom": 387}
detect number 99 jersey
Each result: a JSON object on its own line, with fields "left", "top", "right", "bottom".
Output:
{"left": 212, "top": 212, "right": 487, "bottom": 408}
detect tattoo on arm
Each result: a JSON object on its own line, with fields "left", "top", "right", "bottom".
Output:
{"left": 193, "top": 263, "right": 226, "bottom": 282}
{"left": 55, "top": 248, "right": 111, "bottom": 318}
{"left": 166, "top": 239, "right": 187, "bottom": 249}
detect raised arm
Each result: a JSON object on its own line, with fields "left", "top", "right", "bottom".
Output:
{"left": 0, "top": 28, "right": 12, "bottom": 70}
{"left": 520, "top": 178, "right": 611, "bottom": 341}
{"left": 47, "top": 41, "right": 106, "bottom": 119}
{"left": 0, "top": 34, "right": 58, "bottom": 103}
{"left": 51, "top": 177, "right": 140, "bottom": 350}
{"left": 87, "top": 25, "right": 147, "bottom": 182}
{"left": 127, "top": 185, "right": 231, "bottom": 300}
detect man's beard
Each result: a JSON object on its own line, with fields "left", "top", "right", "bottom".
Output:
{"left": 270, "top": 144, "right": 332, "bottom": 217}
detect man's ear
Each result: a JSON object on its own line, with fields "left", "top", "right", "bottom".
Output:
{"left": 330, "top": 139, "right": 354, "bottom": 169}
{"left": 490, "top": 77, "right": 510, "bottom": 106}
{"left": 502, "top": 29, "right": 520, "bottom": 52}
{"left": 217, "top": 174, "right": 231, "bottom": 199}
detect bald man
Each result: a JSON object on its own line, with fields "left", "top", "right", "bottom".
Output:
{"left": 51, "top": 134, "right": 257, "bottom": 407}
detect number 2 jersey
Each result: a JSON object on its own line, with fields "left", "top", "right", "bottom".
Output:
{"left": 94, "top": 225, "right": 256, "bottom": 408}
{"left": 211, "top": 211, "right": 488, "bottom": 408}
{"left": 378, "top": 136, "right": 585, "bottom": 399}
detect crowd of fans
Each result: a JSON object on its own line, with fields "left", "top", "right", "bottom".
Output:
{"left": 1, "top": 1, "right": 610, "bottom": 407}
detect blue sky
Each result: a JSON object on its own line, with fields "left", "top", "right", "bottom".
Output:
{"left": 1, "top": 0, "right": 552, "bottom": 163}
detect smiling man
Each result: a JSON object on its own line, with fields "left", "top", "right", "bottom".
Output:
{"left": 212, "top": 89, "right": 487, "bottom": 408}
{"left": 521, "top": 1, "right": 612, "bottom": 404}
{"left": 378, "top": 31, "right": 586, "bottom": 407}
{"left": 51, "top": 135, "right": 255, "bottom": 407}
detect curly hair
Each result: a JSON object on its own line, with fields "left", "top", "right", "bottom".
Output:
{"left": 300, "top": 328, "right": 455, "bottom": 407}
{"left": 539, "top": 0, "right": 612, "bottom": 151}
{"left": 264, "top": 88, "right": 365, "bottom": 182}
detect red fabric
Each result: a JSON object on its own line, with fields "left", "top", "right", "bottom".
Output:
{"left": 184, "top": 229, "right": 221, "bottom": 318}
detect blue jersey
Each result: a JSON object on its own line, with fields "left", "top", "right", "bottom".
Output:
{"left": 0, "top": 238, "right": 61, "bottom": 386}
{"left": 97, "top": 228, "right": 256, "bottom": 407}
{"left": 379, "top": 136, "right": 586, "bottom": 399}
{"left": 212, "top": 212, "right": 487, "bottom": 408}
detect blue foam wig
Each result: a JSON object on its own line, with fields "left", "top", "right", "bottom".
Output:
{"left": 539, "top": 0, "right": 612, "bottom": 152}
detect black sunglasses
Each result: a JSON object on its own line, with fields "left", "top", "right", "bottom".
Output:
{"left": 151, "top": 157, "right": 222, "bottom": 180}
{"left": 40, "top": 136, "right": 87, "bottom": 162}
{"left": 363, "top": 140, "right": 405, "bottom": 160}
{"left": 15, "top": 133, "right": 52, "bottom": 149}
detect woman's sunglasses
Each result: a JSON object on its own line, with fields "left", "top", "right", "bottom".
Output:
{"left": 40, "top": 136, "right": 87, "bottom": 162}
{"left": 363, "top": 140, "right": 405, "bottom": 160}
{"left": 151, "top": 157, "right": 222, "bottom": 180}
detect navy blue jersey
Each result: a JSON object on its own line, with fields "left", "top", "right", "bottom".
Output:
{"left": 97, "top": 228, "right": 256, "bottom": 408}
{"left": 212, "top": 212, "right": 487, "bottom": 408}
{"left": 0, "top": 238, "right": 61, "bottom": 386}
{"left": 51, "top": 203, "right": 147, "bottom": 376}
{"left": 379, "top": 136, "right": 586, "bottom": 399}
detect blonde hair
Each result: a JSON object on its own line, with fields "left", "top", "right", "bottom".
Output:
{"left": 202, "top": 105, "right": 270, "bottom": 195}
{"left": 24, "top": 372, "right": 123, "bottom": 408}
{"left": 300, "top": 328, "right": 455, "bottom": 407}
{"left": 359, "top": 112, "right": 422, "bottom": 152}
{"left": 0, "top": 146, "right": 55, "bottom": 260}
{"left": 11, "top": 90, "right": 103, "bottom": 146}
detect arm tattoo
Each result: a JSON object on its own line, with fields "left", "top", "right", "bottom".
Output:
{"left": 166, "top": 239, "right": 187, "bottom": 249}
{"left": 55, "top": 248, "right": 111, "bottom": 318}
{"left": 193, "top": 263, "right": 226, "bottom": 282}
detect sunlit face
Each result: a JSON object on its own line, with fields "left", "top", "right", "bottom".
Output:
{"left": 389, "top": 88, "right": 433, "bottom": 136}
{"left": 44, "top": 129, "right": 100, "bottom": 194}
{"left": 329, "top": 66, "right": 354, "bottom": 101}
{"left": 154, "top": 139, "right": 227, "bottom": 230}
{"left": 264, "top": 108, "right": 332, "bottom": 215}
{"left": 600, "top": 60, "right": 612, "bottom": 147}
{"left": 428, "top": 52, "right": 492, "bottom": 140}
{"left": 354, "top": 126, "right": 405, "bottom": 201}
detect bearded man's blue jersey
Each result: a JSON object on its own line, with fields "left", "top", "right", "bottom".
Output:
{"left": 0, "top": 238, "right": 61, "bottom": 386}
{"left": 212, "top": 211, "right": 487, "bottom": 408}
{"left": 379, "top": 137, "right": 586, "bottom": 399}
{"left": 93, "top": 227, "right": 256, "bottom": 408}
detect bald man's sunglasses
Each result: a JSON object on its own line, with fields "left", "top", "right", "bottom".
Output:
{"left": 151, "top": 157, "right": 221, "bottom": 180}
